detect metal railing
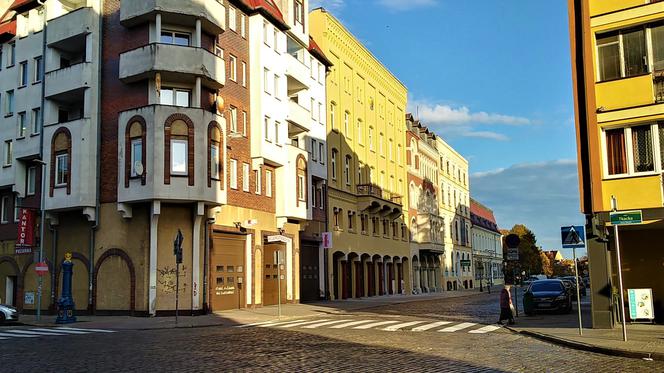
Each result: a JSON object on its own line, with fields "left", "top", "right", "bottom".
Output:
{"left": 356, "top": 183, "right": 403, "bottom": 205}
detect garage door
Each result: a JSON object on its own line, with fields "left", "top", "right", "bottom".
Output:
{"left": 299, "top": 241, "right": 320, "bottom": 302}
{"left": 210, "top": 233, "right": 246, "bottom": 311}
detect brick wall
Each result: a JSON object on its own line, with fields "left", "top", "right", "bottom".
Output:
{"left": 100, "top": 0, "right": 149, "bottom": 203}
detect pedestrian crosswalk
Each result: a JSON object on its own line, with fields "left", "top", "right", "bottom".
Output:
{"left": 236, "top": 318, "right": 503, "bottom": 334}
{"left": 0, "top": 327, "right": 115, "bottom": 341}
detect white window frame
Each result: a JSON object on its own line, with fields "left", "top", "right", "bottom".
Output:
{"left": 170, "top": 139, "right": 188, "bottom": 175}
{"left": 600, "top": 123, "right": 662, "bottom": 179}
{"left": 19, "top": 61, "right": 27, "bottom": 87}
{"left": 6, "top": 90, "right": 14, "bottom": 116}
{"left": 264, "top": 68, "right": 270, "bottom": 94}
{"left": 210, "top": 143, "right": 220, "bottom": 180}
{"left": 255, "top": 168, "right": 261, "bottom": 194}
{"left": 264, "top": 116, "right": 270, "bottom": 142}
{"left": 265, "top": 169, "right": 273, "bottom": 197}
{"left": 331, "top": 150, "right": 337, "bottom": 180}
{"left": 27, "top": 166, "right": 36, "bottom": 196}
{"left": 330, "top": 102, "right": 336, "bottom": 130}
{"left": 160, "top": 87, "right": 191, "bottom": 107}
{"left": 240, "top": 14, "right": 246, "bottom": 38}
{"left": 0, "top": 196, "right": 9, "bottom": 223}
{"left": 55, "top": 153, "right": 68, "bottom": 186}
{"left": 160, "top": 29, "right": 191, "bottom": 46}
{"left": 274, "top": 121, "right": 280, "bottom": 145}
{"left": 241, "top": 61, "right": 247, "bottom": 87}
{"left": 34, "top": 56, "right": 43, "bottom": 83}
{"left": 344, "top": 155, "right": 351, "bottom": 186}
{"left": 344, "top": 111, "right": 350, "bottom": 137}
{"left": 13, "top": 196, "right": 18, "bottom": 223}
{"left": 230, "top": 159, "right": 238, "bottom": 189}
{"left": 311, "top": 139, "right": 317, "bottom": 161}
{"left": 229, "top": 55, "right": 237, "bottom": 82}
{"left": 130, "top": 138, "right": 143, "bottom": 177}
{"left": 297, "top": 174, "right": 305, "bottom": 201}
{"left": 17, "top": 111, "right": 26, "bottom": 138}
{"left": 319, "top": 143, "right": 325, "bottom": 164}
{"left": 230, "top": 106, "right": 238, "bottom": 133}
{"left": 242, "top": 111, "right": 247, "bottom": 136}
{"left": 242, "top": 162, "right": 250, "bottom": 192}
{"left": 369, "top": 126, "right": 374, "bottom": 151}
{"left": 228, "top": 6, "right": 237, "bottom": 31}
{"left": 32, "top": 108, "right": 41, "bottom": 135}
{"left": 274, "top": 74, "right": 280, "bottom": 97}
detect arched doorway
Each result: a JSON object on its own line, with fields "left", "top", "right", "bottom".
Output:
{"left": 94, "top": 249, "right": 136, "bottom": 314}
{"left": 0, "top": 256, "right": 21, "bottom": 309}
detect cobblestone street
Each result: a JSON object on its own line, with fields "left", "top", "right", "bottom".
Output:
{"left": 2, "top": 292, "right": 662, "bottom": 372}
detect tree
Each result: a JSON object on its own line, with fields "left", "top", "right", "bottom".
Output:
{"left": 540, "top": 252, "right": 553, "bottom": 277}
{"left": 509, "top": 224, "right": 543, "bottom": 276}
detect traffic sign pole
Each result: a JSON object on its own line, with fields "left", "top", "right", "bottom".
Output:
{"left": 614, "top": 224, "right": 628, "bottom": 342}
{"left": 573, "top": 247, "right": 583, "bottom": 336}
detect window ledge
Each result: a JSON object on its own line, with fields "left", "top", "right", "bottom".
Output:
{"left": 603, "top": 171, "right": 660, "bottom": 180}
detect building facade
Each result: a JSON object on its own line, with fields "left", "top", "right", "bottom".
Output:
{"left": 310, "top": 8, "right": 411, "bottom": 300}
{"left": 569, "top": 0, "right": 664, "bottom": 326}
{"left": 437, "top": 137, "right": 472, "bottom": 291}
{"left": 406, "top": 114, "right": 444, "bottom": 294}
{"left": 470, "top": 199, "right": 503, "bottom": 289}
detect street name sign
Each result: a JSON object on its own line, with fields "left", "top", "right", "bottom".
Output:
{"left": 561, "top": 226, "right": 585, "bottom": 249}
{"left": 507, "top": 248, "right": 519, "bottom": 261}
{"left": 610, "top": 210, "right": 643, "bottom": 225}
{"left": 460, "top": 259, "right": 471, "bottom": 267}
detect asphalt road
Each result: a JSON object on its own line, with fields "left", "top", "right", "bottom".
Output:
{"left": 1, "top": 292, "right": 662, "bottom": 372}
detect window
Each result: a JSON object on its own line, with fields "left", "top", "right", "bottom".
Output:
{"left": 264, "top": 68, "right": 270, "bottom": 93}
{"left": 255, "top": 168, "right": 261, "bottom": 194}
{"left": 242, "top": 111, "right": 247, "bottom": 136}
{"left": 319, "top": 143, "right": 325, "bottom": 164}
{"left": 606, "top": 128, "right": 628, "bottom": 175}
{"left": 160, "top": 30, "right": 190, "bottom": 46}
{"left": 241, "top": 62, "right": 247, "bottom": 87}
{"left": 344, "top": 155, "right": 351, "bottom": 185}
{"left": 356, "top": 119, "right": 363, "bottom": 143}
{"left": 229, "top": 6, "right": 237, "bottom": 31}
{"left": 297, "top": 175, "right": 305, "bottom": 201}
{"left": 34, "top": 56, "right": 43, "bottom": 83}
{"left": 26, "top": 166, "right": 36, "bottom": 196}
{"left": 31, "top": 108, "right": 40, "bottom": 134}
{"left": 597, "top": 29, "right": 646, "bottom": 81}
{"left": 264, "top": 117, "right": 270, "bottom": 141}
{"left": 208, "top": 123, "right": 222, "bottom": 184}
{"left": 273, "top": 28, "right": 278, "bottom": 51}
{"left": 242, "top": 163, "right": 250, "bottom": 191}
{"left": 311, "top": 139, "right": 317, "bottom": 161}
{"left": 3, "top": 140, "right": 11, "bottom": 166}
{"left": 5, "top": 90, "right": 14, "bottom": 115}
{"left": 344, "top": 111, "right": 350, "bottom": 136}
{"left": 397, "top": 144, "right": 402, "bottom": 163}
{"left": 160, "top": 87, "right": 190, "bottom": 107}
{"left": 0, "top": 196, "right": 9, "bottom": 223}
{"left": 171, "top": 140, "right": 188, "bottom": 175}
{"left": 230, "top": 159, "right": 238, "bottom": 189}
{"left": 263, "top": 21, "right": 270, "bottom": 46}
{"left": 311, "top": 98, "right": 316, "bottom": 119}
{"left": 55, "top": 153, "right": 68, "bottom": 186}
{"left": 347, "top": 211, "right": 354, "bottom": 230}
{"left": 8, "top": 42, "right": 15, "bottom": 66}
{"left": 389, "top": 139, "right": 393, "bottom": 160}
{"left": 311, "top": 184, "right": 317, "bottom": 208}
{"left": 274, "top": 74, "right": 280, "bottom": 97}
{"left": 19, "top": 61, "right": 27, "bottom": 86}
{"left": 330, "top": 102, "right": 336, "bottom": 130}
{"left": 379, "top": 133, "right": 384, "bottom": 155}
{"left": 131, "top": 138, "right": 143, "bottom": 177}
{"left": 266, "top": 169, "right": 273, "bottom": 197}
{"left": 210, "top": 143, "right": 220, "bottom": 180}
{"left": 230, "top": 106, "right": 238, "bottom": 133}
{"left": 229, "top": 55, "right": 237, "bottom": 82}
{"left": 632, "top": 125, "right": 655, "bottom": 172}
{"left": 369, "top": 126, "right": 374, "bottom": 151}
{"left": 357, "top": 162, "right": 363, "bottom": 184}
{"left": 17, "top": 112, "right": 26, "bottom": 138}
{"left": 274, "top": 121, "right": 280, "bottom": 144}
{"left": 331, "top": 149, "right": 337, "bottom": 180}
{"left": 294, "top": 0, "right": 304, "bottom": 26}
{"left": 240, "top": 14, "right": 246, "bottom": 38}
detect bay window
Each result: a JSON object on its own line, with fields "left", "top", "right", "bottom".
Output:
{"left": 171, "top": 140, "right": 188, "bottom": 175}
{"left": 160, "top": 30, "right": 190, "bottom": 46}
{"left": 160, "top": 87, "right": 190, "bottom": 107}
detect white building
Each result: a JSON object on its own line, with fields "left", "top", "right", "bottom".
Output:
{"left": 470, "top": 198, "right": 503, "bottom": 287}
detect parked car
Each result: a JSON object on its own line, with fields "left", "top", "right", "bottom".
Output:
{"left": 561, "top": 276, "right": 586, "bottom": 296}
{"left": 523, "top": 279, "right": 572, "bottom": 315}
{"left": 0, "top": 304, "right": 19, "bottom": 324}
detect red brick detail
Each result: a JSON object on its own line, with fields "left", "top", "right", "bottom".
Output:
{"left": 163, "top": 113, "right": 195, "bottom": 186}
{"left": 92, "top": 248, "right": 136, "bottom": 314}
{"left": 207, "top": 121, "right": 223, "bottom": 189}
{"left": 100, "top": 0, "right": 149, "bottom": 204}
{"left": 124, "top": 115, "right": 147, "bottom": 188}
{"left": 49, "top": 127, "right": 72, "bottom": 197}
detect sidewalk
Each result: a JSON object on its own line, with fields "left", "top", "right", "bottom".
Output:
{"left": 13, "top": 288, "right": 491, "bottom": 331}
{"left": 508, "top": 299, "right": 664, "bottom": 361}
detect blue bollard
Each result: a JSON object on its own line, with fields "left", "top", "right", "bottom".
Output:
{"left": 56, "top": 253, "right": 77, "bottom": 324}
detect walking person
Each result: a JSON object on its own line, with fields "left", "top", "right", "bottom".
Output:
{"left": 498, "top": 284, "right": 515, "bottom": 325}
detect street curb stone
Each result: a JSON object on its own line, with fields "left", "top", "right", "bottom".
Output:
{"left": 506, "top": 327, "right": 663, "bottom": 361}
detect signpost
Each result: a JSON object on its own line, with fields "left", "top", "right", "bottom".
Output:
{"left": 35, "top": 262, "right": 49, "bottom": 277}
{"left": 505, "top": 234, "right": 520, "bottom": 317}
{"left": 561, "top": 225, "right": 585, "bottom": 336}
{"left": 174, "top": 229, "right": 184, "bottom": 325}
{"left": 610, "top": 197, "right": 642, "bottom": 342}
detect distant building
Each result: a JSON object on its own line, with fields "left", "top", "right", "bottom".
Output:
{"left": 470, "top": 199, "right": 503, "bottom": 287}
{"left": 544, "top": 250, "right": 564, "bottom": 263}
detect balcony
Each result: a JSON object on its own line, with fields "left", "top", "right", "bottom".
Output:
{"left": 276, "top": 145, "right": 309, "bottom": 221}
{"left": 120, "top": 0, "right": 225, "bottom": 35}
{"left": 286, "top": 100, "right": 311, "bottom": 135}
{"left": 285, "top": 52, "right": 310, "bottom": 95}
{"left": 47, "top": 7, "right": 97, "bottom": 45}
{"left": 45, "top": 63, "right": 92, "bottom": 98}
{"left": 119, "top": 43, "right": 225, "bottom": 89}
{"left": 601, "top": 174, "right": 663, "bottom": 212}
{"left": 596, "top": 74, "right": 654, "bottom": 111}
{"left": 357, "top": 184, "right": 402, "bottom": 219}
{"left": 117, "top": 105, "right": 227, "bottom": 205}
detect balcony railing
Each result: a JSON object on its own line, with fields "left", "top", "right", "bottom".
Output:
{"left": 655, "top": 72, "right": 664, "bottom": 103}
{"left": 357, "top": 183, "right": 403, "bottom": 204}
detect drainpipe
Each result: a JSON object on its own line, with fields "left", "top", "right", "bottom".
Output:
{"left": 49, "top": 224, "right": 56, "bottom": 308}
{"left": 88, "top": 0, "right": 104, "bottom": 314}
{"left": 35, "top": 0, "right": 47, "bottom": 322}
{"left": 203, "top": 217, "right": 213, "bottom": 313}
{"left": 323, "top": 182, "right": 329, "bottom": 300}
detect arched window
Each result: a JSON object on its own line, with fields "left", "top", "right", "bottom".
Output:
{"left": 50, "top": 127, "right": 72, "bottom": 196}
{"left": 164, "top": 114, "right": 194, "bottom": 185}
{"left": 208, "top": 122, "right": 223, "bottom": 188}
{"left": 331, "top": 148, "right": 338, "bottom": 180}
{"left": 125, "top": 116, "right": 146, "bottom": 187}
{"left": 296, "top": 155, "right": 307, "bottom": 206}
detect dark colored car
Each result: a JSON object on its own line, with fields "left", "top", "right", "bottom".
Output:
{"left": 561, "top": 276, "right": 586, "bottom": 296}
{"left": 523, "top": 280, "right": 572, "bottom": 315}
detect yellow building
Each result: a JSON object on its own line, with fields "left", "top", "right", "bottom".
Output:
{"left": 310, "top": 8, "right": 410, "bottom": 299}
{"left": 569, "top": 0, "right": 664, "bottom": 327}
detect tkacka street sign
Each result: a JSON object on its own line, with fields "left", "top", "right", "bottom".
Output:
{"left": 610, "top": 210, "right": 643, "bottom": 226}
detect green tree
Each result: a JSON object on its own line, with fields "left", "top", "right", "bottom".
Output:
{"left": 509, "top": 224, "right": 543, "bottom": 276}
{"left": 540, "top": 251, "right": 553, "bottom": 277}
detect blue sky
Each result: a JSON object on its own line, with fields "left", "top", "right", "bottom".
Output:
{"left": 311, "top": 0, "right": 586, "bottom": 256}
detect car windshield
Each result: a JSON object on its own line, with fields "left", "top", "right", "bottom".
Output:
{"left": 531, "top": 282, "right": 563, "bottom": 292}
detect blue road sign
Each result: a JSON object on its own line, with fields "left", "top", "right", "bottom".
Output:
{"left": 561, "top": 226, "right": 585, "bottom": 249}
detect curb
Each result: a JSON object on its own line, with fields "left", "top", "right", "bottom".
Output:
{"left": 506, "top": 327, "right": 663, "bottom": 361}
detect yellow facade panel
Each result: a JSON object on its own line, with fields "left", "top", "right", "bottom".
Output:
{"left": 589, "top": 0, "right": 645, "bottom": 18}
{"left": 601, "top": 175, "right": 663, "bottom": 211}
{"left": 595, "top": 74, "right": 654, "bottom": 111}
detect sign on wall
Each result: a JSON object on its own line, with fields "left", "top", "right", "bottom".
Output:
{"left": 321, "top": 232, "right": 332, "bottom": 249}
{"left": 24, "top": 291, "right": 35, "bottom": 305}
{"left": 15, "top": 208, "right": 35, "bottom": 255}
{"left": 628, "top": 288, "right": 654, "bottom": 320}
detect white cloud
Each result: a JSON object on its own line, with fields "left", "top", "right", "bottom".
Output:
{"left": 471, "top": 159, "right": 585, "bottom": 255}
{"left": 462, "top": 131, "right": 509, "bottom": 141}
{"left": 377, "top": 0, "right": 437, "bottom": 11}
{"left": 310, "top": 0, "right": 345, "bottom": 12}
{"left": 417, "top": 103, "right": 531, "bottom": 126}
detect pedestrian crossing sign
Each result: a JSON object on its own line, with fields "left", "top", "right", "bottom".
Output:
{"left": 561, "top": 226, "right": 585, "bottom": 249}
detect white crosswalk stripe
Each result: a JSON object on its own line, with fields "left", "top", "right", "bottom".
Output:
{"left": 35, "top": 328, "right": 89, "bottom": 335}
{"left": 439, "top": 322, "right": 476, "bottom": 333}
{"left": 257, "top": 319, "right": 306, "bottom": 328}
{"left": 277, "top": 319, "right": 331, "bottom": 328}
{"left": 0, "top": 332, "right": 39, "bottom": 338}
{"left": 235, "top": 321, "right": 278, "bottom": 328}
{"left": 329, "top": 320, "right": 376, "bottom": 329}
{"left": 3, "top": 330, "right": 69, "bottom": 336}
{"left": 381, "top": 321, "right": 425, "bottom": 331}
{"left": 411, "top": 321, "right": 452, "bottom": 332}
{"left": 302, "top": 320, "right": 351, "bottom": 329}
{"left": 468, "top": 325, "right": 502, "bottom": 334}
{"left": 55, "top": 327, "right": 115, "bottom": 333}
{"left": 352, "top": 320, "right": 399, "bottom": 330}
{"left": 0, "top": 327, "right": 116, "bottom": 341}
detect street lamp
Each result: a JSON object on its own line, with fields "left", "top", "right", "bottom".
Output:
{"left": 31, "top": 158, "right": 47, "bottom": 321}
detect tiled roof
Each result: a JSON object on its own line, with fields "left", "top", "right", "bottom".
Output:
{"left": 9, "top": 0, "right": 38, "bottom": 12}
{"left": 470, "top": 199, "right": 499, "bottom": 233}
{"left": 0, "top": 19, "right": 16, "bottom": 43}
{"left": 309, "top": 36, "right": 332, "bottom": 67}
{"left": 245, "top": 0, "right": 289, "bottom": 30}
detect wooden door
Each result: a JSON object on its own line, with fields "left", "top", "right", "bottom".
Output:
{"left": 299, "top": 241, "right": 320, "bottom": 302}
{"left": 210, "top": 233, "right": 246, "bottom": 311}
{"left": 263, "top": 243, "right": 287, "bottom": 306}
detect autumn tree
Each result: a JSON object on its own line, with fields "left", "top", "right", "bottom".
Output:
{"left": 540, "top": 251, "right": 553, "bottom": 277}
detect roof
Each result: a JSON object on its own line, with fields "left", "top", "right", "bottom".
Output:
{"left": 470, "top": 199, "right": 499, "bottom": 233}
{"left": 245, "top": 0, "right": 289, "bottom": 31}
{"left": 0, "top": 19, "right": 16, "bottom": 43}
{"left": 309, "top": 36, "right": 333, "bottom": 67}
{"left": 9, "top": 0, "right": 38, "bottom": 13}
